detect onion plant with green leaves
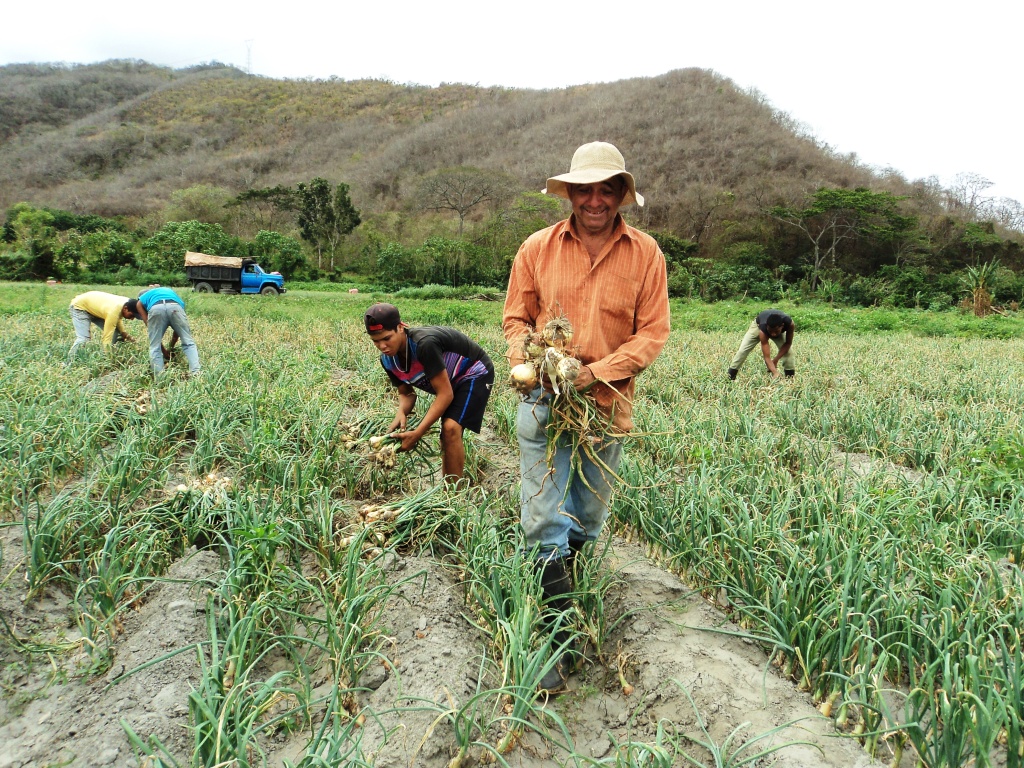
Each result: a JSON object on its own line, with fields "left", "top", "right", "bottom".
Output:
{"left": 611, "top": 328, "right": 1024, "bottom": 767}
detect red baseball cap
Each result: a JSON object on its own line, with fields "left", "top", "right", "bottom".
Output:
{"left": 364, "top": 303, "right": 401, "bottom": 333}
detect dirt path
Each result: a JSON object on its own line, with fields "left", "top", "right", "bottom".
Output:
{"left": 1, "top": 514, "right": 886, "bottom": 768}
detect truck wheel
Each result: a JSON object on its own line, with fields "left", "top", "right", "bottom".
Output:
{"left": 194, "top": 282, "right": 215, "bottom": 293}
{"left": 260, "top": 285, "right": 280, "bottom": 296}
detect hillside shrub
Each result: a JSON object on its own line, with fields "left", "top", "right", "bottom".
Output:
{"left": 43, "top": 208, "right": 126, "bottom": 234}
{"left": 649, "top": 231, "right": 698, "bottom": 266}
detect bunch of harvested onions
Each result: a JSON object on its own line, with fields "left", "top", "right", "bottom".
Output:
{"left": 509, "top": 316, "right": 581, "bottom": 396}
{"left": 511, "top": 316, "right": 625, "bottom": 486}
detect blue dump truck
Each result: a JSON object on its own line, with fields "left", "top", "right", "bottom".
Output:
{"left": 184, "top": 251, "right": 286, "bottom": 295}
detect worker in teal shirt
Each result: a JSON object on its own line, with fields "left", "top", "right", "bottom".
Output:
{"left": 126, "top": 288, "right": 201, "bottom": 377}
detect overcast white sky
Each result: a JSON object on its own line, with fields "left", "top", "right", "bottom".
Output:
{"left": 4, "top": 0, "right": 1021, "bottom": 204}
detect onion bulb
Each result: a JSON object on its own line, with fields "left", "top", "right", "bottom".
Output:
{"left": 542, "top": 347, "right": 564, "bottom": 378}
{"left": 542, "top": 348, "right": 565, "bottom": 394}
{"left": 525, "top": 332, "right": 546, "bottom": 359}
{"left": 542, "top": 317, "right": 574, "bottom": 349}
{"left": 510, "top": 363, "right": 538, "bottom": 393}
{"left": 557, "top": 356, "right": 581, "bottom": 383}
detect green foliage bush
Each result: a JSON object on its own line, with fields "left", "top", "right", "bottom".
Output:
{"left": 139, "top": 220, "right": 245, "bottom": 274}
{"left": 649, "top": 231, "right": 698, "bottom": 266}
{"left": 248, "top": 230, "right": 305, "bottom": 278}
{"left": 419, "top": 236, "right": 504, "bottom": 288}
{"left": 394, "top": 284, "right": 503, "bottom": 301}
{"left": 0, "top": 249, "right": 37, "bottom": 280}
{"left": 375, "top": 242, "right": 428, "bottom": 291}
{"left": 853, "top": 267, "right": 966, "bottom": 309}
{"left": 669, "top": 257, "right": 781, "bottom": 301}
{"left": 42, "top": 208, "right": 126, "bottom": 234}
{"left": 371, "top": 237, "right": 508, "bottom": 291}
{"left": 99, "top": 234, "right": 137, "bottom": 269}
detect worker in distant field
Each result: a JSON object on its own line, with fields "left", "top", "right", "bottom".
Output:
{"left": 67, "top": 290, "right": 138, "bottom": 362}
{"left": 727, "top": 309, "right": 795, "bottom": 380}
{"left": 503, "top": 141, "right": 671, "bottom": 691}
{"left": 364, "top": 302, "right": 494, "bottom": 483}
{"left": 125, "top": 287, "right": 201, "bottom": 377}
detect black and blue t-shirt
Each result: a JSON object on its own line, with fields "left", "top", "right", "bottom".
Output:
{"left": 380, "top": 326, "right": 493, "bottom": 393}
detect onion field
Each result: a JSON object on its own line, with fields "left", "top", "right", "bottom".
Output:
{"left": 2, "top": 283, "right": 1024, "bottom": 768}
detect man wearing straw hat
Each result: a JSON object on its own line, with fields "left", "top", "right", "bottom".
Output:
{"left": 503, "top": 141, "right": 671, "bottom": 691}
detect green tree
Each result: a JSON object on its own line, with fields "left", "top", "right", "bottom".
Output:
{"left": 297, "top": 178, "right": 361, "bottom": 272}
{"left": 229, "top": 185, "right": 301, "bottom": 236}
{"left": 960, "top": 259, "right": 1000, "bottom": 316}
{"left": 54, "top": 233, "right": 84, "bottom": 280}
{"left": 375, "top": 242, "right": 431, "bottom": 291}
{"left": 960, "top": 222, "right": 1002, "bottom": 264}
{"left": 250, "top": 230, "right": 306, "bottom": 276}
{"left": 768, "top": 188, "right": 917, "bottom": 290}
{"left": 648, "top": 230, "right": 698, "bottom": 267}
{"left": 100, "top": 234, "right": 137, "bottom": 269}
{"left": 9, "top": 203, "right": 58, "bottom": 278}
{"left": 139, "top": 221, "right": 242, "bottom": 274}
{"left": 417, "top": 236, "right": 497, "bottom": 287}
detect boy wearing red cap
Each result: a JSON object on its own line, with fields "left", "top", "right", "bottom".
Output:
{"left": 364, "top": 303, "right": 494, "bottom": 482}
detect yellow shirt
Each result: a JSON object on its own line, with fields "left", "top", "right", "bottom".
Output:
{"left": 503, "top": 215, "right": 671, "bottom": 431}
{"left": 70, "top": 291, "right": 131, "bottom": 347}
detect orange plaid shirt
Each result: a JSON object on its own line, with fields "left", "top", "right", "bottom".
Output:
{"left": 503, "top": 215, "right": 671, "bottom": 431}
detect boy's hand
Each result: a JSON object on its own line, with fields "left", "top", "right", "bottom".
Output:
{"left": 391, "top": 431, "right": 421, "bottom": 452}
{"left": 388, "top": 413, "right": 408, "bottom": 433}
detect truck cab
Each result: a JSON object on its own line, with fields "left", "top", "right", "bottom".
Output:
{"left": 240, "top": 261, "right": 286, "bottom": 295}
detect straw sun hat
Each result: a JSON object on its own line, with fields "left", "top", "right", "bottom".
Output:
{"left": 543, "top": 141, "right": 644, "bottom": 207}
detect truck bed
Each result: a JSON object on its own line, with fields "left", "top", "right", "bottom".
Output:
{"left": 185, "top": 251, "right": 243, "bottom": 268}
{"left": 186, "top": 265, "right": 240, "bottom": 281}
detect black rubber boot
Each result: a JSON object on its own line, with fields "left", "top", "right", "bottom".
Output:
{"left": 538, "top": 556, "right": 573, "bottom": 691}
{"left": 785, "top": 369, "right": 795, "bottom": 378}
{"left": 727, "top": 367, "right": 738, "bottom": 381}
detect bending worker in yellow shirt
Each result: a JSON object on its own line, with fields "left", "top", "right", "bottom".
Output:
{"left": 67, "top": 290, "right": 138, "bottom": 363}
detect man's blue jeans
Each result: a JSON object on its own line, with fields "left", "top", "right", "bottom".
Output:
{"left": 517, "top": 389, "right": 623, "bottom": 559}
{"left": 147, "top": 304, "right": 200, "bottom": 374}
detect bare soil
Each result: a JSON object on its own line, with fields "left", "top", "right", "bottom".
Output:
{"left": 0, "top": 516, "right": 887, "bottom": 768}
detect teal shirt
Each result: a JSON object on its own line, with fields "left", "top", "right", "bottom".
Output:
{"left": 139, "top": 287, "right": 185, "bottom": 310}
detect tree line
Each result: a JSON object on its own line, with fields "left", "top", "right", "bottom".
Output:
{"left": 2, "top": 170, "right": 1022, "bottom": 313}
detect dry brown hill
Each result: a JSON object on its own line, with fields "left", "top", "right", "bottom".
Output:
{"left": 0, "top": 60, "right": 916, "bottom": 240}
